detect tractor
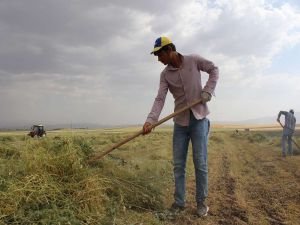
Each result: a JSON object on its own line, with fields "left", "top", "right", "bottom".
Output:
{"left": 28, "top": 125, "right": 46, "bottom": 138}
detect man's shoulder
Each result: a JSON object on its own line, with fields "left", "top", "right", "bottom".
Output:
{"left": 183, "top": 53, "right": 201, "bottom": 59}
{"left": 161, "top": 66, "right": 171, "bottom": 76}
{"left": 179, "top": 54, "right": 199, "bottom": 66}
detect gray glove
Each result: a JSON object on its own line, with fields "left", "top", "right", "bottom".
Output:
{"left": 200, "top": 91, "right": 212, "bottom": 103}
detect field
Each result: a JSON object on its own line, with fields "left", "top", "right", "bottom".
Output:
{"left": 0, "top": 126, "right": 299, "bottom": 225}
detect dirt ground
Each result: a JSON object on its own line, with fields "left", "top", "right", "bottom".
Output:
{"left": 164, "top": 130, "right": 300, "bottom": 225}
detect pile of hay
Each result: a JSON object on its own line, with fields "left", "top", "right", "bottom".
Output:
{"left": 0, "top": 136, "right": 163, "bottom": 224}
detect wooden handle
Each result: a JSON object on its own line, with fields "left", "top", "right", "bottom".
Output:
{"left": 88, "top": 98, "right": 203, "bottom": 163}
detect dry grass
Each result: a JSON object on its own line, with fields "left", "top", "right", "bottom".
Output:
{"left": 0, "top": 127, "right": 299, "bottom": 224}
{"left": 0, "top": 131, "right": 166, "bottom": 224}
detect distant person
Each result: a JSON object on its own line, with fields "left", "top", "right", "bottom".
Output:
{"left": 277, "top": 109, "right": 296, "bottom": 157}
{"left": 143, "top": 37, "right": 219, "bottom": 217}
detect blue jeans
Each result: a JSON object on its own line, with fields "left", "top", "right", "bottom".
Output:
{"left": 282, "top": 128, "right": 293, "bottom": 155}
{"left": 172, "top": 111, "right": 210, "bottom": 206}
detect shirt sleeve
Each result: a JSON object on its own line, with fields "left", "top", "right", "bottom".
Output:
{"left": 277, "top": 111, "right": 287, "bottom": 119}
{"left": 194, "top": 55, "right": 219, "bottom": 95}
{"left": 146, "top": 72, "right": 169, "bottom": 124}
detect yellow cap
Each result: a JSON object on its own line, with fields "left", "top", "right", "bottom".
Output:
{"left": 151, "top": 36, "right": 172, "bottom": 54}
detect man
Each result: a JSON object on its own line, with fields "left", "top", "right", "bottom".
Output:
{"left": 143, "top": 36, "right": 219, "bottom": 217}
{"left": 277, "top": 109, "right": 296, "bottom": 157}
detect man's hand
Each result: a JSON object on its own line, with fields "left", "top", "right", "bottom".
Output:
{"left": 143, "top": 122, "right": 153, "bottom": 135}
{"left": 200, "top": 91, "right": 212, "bottom": 103}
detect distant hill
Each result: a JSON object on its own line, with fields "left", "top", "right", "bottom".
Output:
{"left": 216, "top": 112, "right": 300, "bottom": 125}
{"left": 0, "top": 122, "right": 109, "bottom": 131}
{"left": 1, "top": 112, "right": 299, "bottom": 130}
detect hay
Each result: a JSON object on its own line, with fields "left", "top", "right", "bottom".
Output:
{"left": 0, "top": 135, "right": 163, "bottom": 224}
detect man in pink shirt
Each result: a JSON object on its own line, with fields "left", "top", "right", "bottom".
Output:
{"left": 143, "top": 37, "right": 219, "bottom": 217}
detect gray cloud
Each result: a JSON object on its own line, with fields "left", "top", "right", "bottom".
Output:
{"left": 0, "top": 0, "right": 300, "bottom": 128}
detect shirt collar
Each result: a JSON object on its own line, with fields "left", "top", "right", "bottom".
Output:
{"left": 166, "top": 53, "right": 184, "bottom": 71}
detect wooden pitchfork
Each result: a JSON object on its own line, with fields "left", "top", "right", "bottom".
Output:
{"left": 88, "top": 98, "right": 203, "bottom": 163}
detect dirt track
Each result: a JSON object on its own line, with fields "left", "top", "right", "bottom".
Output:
{"left": 167, "top": 131, "right": 300, "bottom": 225}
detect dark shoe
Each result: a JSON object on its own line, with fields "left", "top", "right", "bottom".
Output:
{"left": 155, "top": 203, "right": 185, "bottom": 221}
{"left": 197, "top": 202, "right": 209, "bottom": 217}
{"left": 169, "top": 202, "right": 185, "bottom": 213}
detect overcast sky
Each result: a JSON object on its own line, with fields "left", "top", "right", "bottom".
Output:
{"left": 0, "top": 0, "right": 300, "bottom": 127}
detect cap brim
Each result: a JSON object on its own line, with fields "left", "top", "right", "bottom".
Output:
{"left": 150, "top": 46, "right": 162, "bottom": 54}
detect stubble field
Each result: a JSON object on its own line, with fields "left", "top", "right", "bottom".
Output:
{"left": 0, "top": 126, "right": 299, "bottom": 225}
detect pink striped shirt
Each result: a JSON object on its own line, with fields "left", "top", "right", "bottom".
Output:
{"left": 146, "top": 53, "right": 219, "bottom": 126}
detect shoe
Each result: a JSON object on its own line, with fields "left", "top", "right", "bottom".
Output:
{"left": 155, "top": 203, "right": 184, "bottom": 221}
{"left": 169, "top": 202, "right": 185, "bottom": 213}
{"left": 197, "top": 202, "right": 209, "bottom": 217}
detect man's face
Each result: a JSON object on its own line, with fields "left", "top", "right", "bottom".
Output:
{"left": 155, "top": 50, "right": 171, "bottom": 65}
